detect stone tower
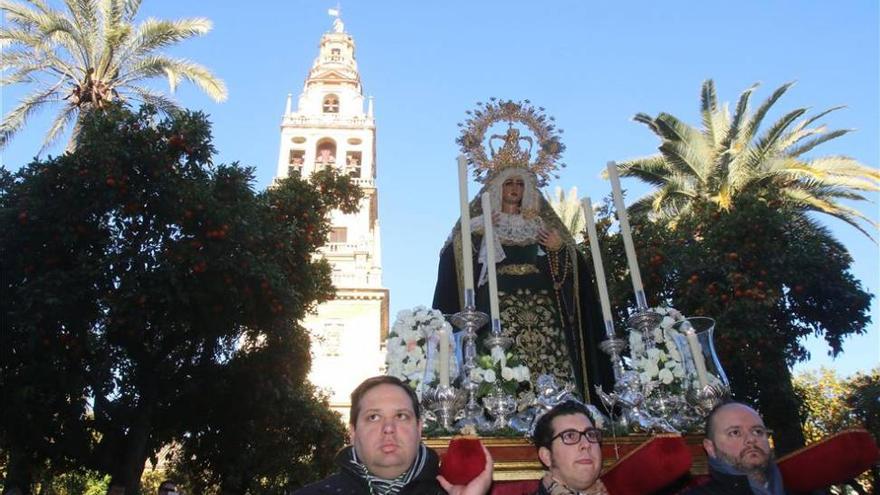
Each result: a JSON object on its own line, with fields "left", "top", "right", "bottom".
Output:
{"left": 275, "top": 12, "right": 387, "bottom": 419}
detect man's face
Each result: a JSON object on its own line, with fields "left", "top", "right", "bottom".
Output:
{"left": 538, "top": 413, "right": 602, "bottom": 491}
{"left": 351, "top": 383, "right": 422, "bottom": 479}
{"left": 703, "top": 404, "right": 772, "bottom": 474}
{"left": 502, "top": 177, "right": 525, "bottom": 207}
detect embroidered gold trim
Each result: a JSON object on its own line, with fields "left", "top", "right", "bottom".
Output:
{"left": 497, "top": 263, "right": 540, "bottom": 276}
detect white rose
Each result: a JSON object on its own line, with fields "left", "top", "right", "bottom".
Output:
{"left": 652, "top": 327, "right": 664, "bottom": 342}
{"left": 483, "top": 369, "right": 497, "bottom": 383}
{"left": 646, "top": 348, "right": 661, "bottom": 362}
{"left": 665, "top": 340, "right": 682, "bottom": 362}
{"left": 490, "top": 346, "right": 507, "bottom": 366}
{"left": 469, "top": 368, "right": 484, "bottom": 383}
{"left": 643, "top": 360, "right": 660, "bottom": 377}
{"left": 660, "top": 316, "right": 676, "bottom": 330}
{"left": 501, "top": 367, "right": 515, "bottom": 381}
{"left": 516, "top": 365, "right": 531, "bottom": 382}
{"left": 659, "top": 368, "right": 674, "bottom": 384}
{"left": 664, "top": 359, "right": 677, "bottom": 370}
{"left": 398, "top": 309, "right": 413, "bottom": 320}
{"left": 672, "top": 365, "right": 685, "bottom": 378}
{"left": 639, "top": 371, "right": 653, "bottom": 385}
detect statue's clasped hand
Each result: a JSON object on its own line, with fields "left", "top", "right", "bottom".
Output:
{"left": 538, "top": 227, "right": 562, "bottom": 252}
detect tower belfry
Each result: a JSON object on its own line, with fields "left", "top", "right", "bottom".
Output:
{"left": 275, "top": 12, "right": 387, "bottom": 418}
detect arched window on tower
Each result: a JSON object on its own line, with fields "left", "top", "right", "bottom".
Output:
{"left": 323, "top": 94, "right": 340, "bottom": 113}
{"left": 315, "top": 139, "right": 337, "bottom": 170}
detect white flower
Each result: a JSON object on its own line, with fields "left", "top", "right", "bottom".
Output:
{"left": 659, "top": 368, "right": 674, "bottom": 384}
{"left": 483, "top": 369, "right": 497, "bottom": 383}
{"left": 663, "top": 359, "right": 677, "bottom": 370}
{"left": 668, "top": 308, "right": 683, "bottom": 319}
{"left": 490, "top": 346, "right": 507, "bottom": 366}
{"left": 641, "top": 359, "right": 660, "bottom": 378}
{"left": 469, "top": 368, "right": 484, "bottom": 383}
{"left": 515, "top": 365, "right": 530, "bottom": 382}
{"left": 672, "top": 365, "right": 685, "bottom": 378}
{"left": 501, "top": 367, "right": 515, "bottom": 381}
{"left": 646, "top": 348, "right": 661, "bottom": 362}
{"left": 654, "top": 306, "right": 669, "bottom": 316}
{"left": 652, "top": 327, "right": 664, "bottom": 342}
{"left": 397, "top": 309, "right": 413, "bottom": 320}
{"left": 660, "top": 316, "right": 675, "bottom": 330}
{"left": 639, "top": 371, "right": 653, "bottom": 385}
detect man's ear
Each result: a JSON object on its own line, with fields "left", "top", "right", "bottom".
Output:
{"left": 349, "top": 423, "right": 356, "bottom": 444}
{"left": 703, "top": 438, "right": 716, "bottom": 458}
{"left": 538, "top": 446, "right": 553, "bottom": 469}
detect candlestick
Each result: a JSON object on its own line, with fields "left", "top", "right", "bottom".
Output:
{"left": 481, "top": 192, "right": 500, "bottom": 321}
{"left": 438, "top": 326, "right": 450, "bottom": 388}
{"left": 582, "top": 197, "right": 614, "bottom": 333}
{"left": 457, "top": 156, "right": 475, "bottom": 296}
{"left": 606, "top": 161, "right": 646, "bottom": 308}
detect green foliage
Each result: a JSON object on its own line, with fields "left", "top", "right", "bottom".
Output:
{"left": 584, "top": 195, "right": 872, "bottom": 454}
{"left": 618, "top": 80, "right": 879, "bottom": 238}
{"left": 1, "top": 103, "right": 361, "bottom": 494}
{"left": 1, "top": 0, "right": 228, "bottom": 151}
{"left": 794, "top": 368, "right": 879, "bottom": 493}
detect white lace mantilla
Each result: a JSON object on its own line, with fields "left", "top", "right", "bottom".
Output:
{"left": 475, "top": 212, "right": 545, "bottom": 287}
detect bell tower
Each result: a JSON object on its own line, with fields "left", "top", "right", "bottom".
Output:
{"left": 275, "top": 11, "right": 387, "bottom": 419}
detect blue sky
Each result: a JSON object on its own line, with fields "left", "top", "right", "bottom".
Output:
{"left": 2, "top": 1, "right": 878, "bottom": 376}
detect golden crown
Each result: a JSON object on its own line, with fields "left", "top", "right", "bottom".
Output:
{"left": 456, "top": 99, "right": 566, "bottom": 186}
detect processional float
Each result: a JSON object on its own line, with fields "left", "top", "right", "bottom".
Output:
{"left": 386, "top": 99, "right": 730, "bottom": 437}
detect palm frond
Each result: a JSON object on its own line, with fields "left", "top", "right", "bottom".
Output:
{"left": 40, "top": 102, "right": 78, "bottom": 152}
{"left": 742, "top": 81, "right": 795, "bottom": 143}
{"left": 744, "top": 107, "right": 808, "bottom": 171}
{"left": 781, "top": 187, "right": 877, "bottom": 240}
{"left": 700, "top": 79, "right": 718, "bottom": 144}
{"left": 121, "top": 55, "right": 226, "bottom": 101}
{"left": 632, "top": 112, "right": 660, "bottom": 135}
{"left": 0, "top": 82, "right": 63, "bottom": 147}
{"left": 122, "top": 0, "right": 141, "bottom": 22}
{"left": 617, "top": 155, "right": 674, "bottom": 187}
{"left": 127, "top": 85, "right": 180, "bottom": 114}
{"left": 786, "top": 129, "right": 853, "bottom": 158}
{"left": 128, "top": 17, "right": 212, "bottom": 55}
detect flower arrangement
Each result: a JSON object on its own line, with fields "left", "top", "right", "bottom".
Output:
{"left": 628, "top": 306, "right": 688, "bottom": 394}
{"left": 385, "top": 306, "right": 457, "bottom": 392}
{"left": 469, "top": 346, "right": 531, "bottom": 399}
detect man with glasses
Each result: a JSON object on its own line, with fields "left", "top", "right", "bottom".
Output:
{"left": 687, "top": 401, "right": 786, "bottom": 495}
{"left": 530, "top": 400, "right": 607, "bottom": 495}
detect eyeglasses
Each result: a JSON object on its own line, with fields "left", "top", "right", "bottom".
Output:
{"left": 725, "top": 426, "right": 773, "bottom": 440}
{"left": 552, "top": 427, "right": 602, "bottom": 445}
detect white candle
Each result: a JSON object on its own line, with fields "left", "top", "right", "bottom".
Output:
{"left": 684, "top": 325, "right": 710, "bottom": 389}
{"left": 581, "top": 197, "right": 614, "bottom": 335}
{"left": 457, "top": 156, "right": 475, "bottom": 298}
{"left": 606, "top": 161, "right": 646, "bottom": 306}
{"left": 438, "top": 326, "right": 450, "bottom": 388}
{"left": 481, "top": 192, "right": 501, "bottom": 321}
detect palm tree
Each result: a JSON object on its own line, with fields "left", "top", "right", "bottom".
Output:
{"left": 616, "top": 80, "right": 879, "bottom": 238}
{"left": 546, "top": 185, "right": 586, "bottom": 243}
{"left": 1, "top": 0, "right": 227, "bottom": 151}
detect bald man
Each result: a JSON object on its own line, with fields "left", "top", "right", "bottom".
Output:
{"left": 686, "top": 401, "right": 787, "bottom": 495}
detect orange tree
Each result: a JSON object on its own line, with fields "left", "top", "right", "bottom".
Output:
{"left": 1, "top": 104, "right": 359, "bottom": 494}
{"left": 586, "top": 195, "right": 872, "bottom": 455}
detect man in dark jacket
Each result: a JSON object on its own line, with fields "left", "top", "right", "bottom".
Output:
{"left": 686, "top": 402, "right": 786, "bottom": 495}
{"left": 294, "top": 376, "right": 493, "bottom": 495}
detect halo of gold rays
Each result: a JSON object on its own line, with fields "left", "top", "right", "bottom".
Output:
{"left": 456, "top": 99, "right": 566, "bottom": 187}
